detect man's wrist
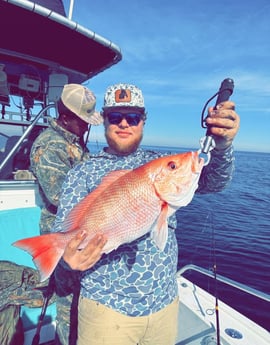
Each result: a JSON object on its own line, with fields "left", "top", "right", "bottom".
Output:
{"left": 58, "top": 256, "right": 77, "bottom": 272}
{"left": 213, "top": 143, "right": 233, "bottom": 154}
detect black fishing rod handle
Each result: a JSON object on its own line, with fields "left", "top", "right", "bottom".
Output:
{"left": 214, "top": 78, "right": 234, "bottom": 109}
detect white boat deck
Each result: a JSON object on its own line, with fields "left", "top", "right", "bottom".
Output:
{"left": 176, "top": 276, "right": 270, "bottom": 345}
{"left": 176, "top": 302, "right": 217, "bottom": 345}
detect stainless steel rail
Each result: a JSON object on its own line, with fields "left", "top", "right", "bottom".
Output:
{"left": 177, "top": 264, "right": 270, "bottom": 303}
{"left": 0, "top": 104, "right": 54, "bottom": 173}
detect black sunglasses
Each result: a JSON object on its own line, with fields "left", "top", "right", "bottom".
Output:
{"left": 106, "top": 112, "right": 145, "bottom": 126}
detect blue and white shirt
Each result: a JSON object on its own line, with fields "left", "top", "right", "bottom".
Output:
{"left": 53, "top": 146, "right": 234, "bottom": 316}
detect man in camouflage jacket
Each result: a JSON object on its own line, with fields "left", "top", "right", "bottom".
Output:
{"left": 30, "top": 84, "right": 103, "bottom": 235}
{"left": 29, "top": 84, "right": 103, "bottom": 345}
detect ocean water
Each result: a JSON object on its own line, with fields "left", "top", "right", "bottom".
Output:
{"left": 88, "top": 143, "right": 270, "bottom": 331}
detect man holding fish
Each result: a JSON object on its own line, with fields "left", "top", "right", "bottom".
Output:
{"left": 15, "top": 83, "right": 240, "bottom": 344}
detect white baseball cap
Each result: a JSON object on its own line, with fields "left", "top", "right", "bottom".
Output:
{"left": 61, "top": 84, "right": 103, "bottom": 125}
{"left": 103, "top": 83, "right": 145, "bottom": 109}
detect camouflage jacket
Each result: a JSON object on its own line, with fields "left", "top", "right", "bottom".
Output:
{"left": 30, "top": 117, "right": 90, "bottom": 234}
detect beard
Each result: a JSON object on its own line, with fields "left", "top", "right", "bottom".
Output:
{"left": 105, "top": 132, "right": 143, "bottom": 155}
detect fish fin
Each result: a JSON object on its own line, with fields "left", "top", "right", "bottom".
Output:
{"left": 13, "top": 232, "right": 66, "bottom": 282}
{"left": 62, "top": 169, "right": 131, "bottom": 231}
{"left": 151, "top": 203, "right": 169, "bottom": 251}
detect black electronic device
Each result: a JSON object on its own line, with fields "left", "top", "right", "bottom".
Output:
{"left": 201, "top": 78, "right": 234, "bottom": 154}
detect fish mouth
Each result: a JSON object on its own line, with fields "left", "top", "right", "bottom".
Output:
{"left": 198, "top": 157, "right": 204, "bottom": 171}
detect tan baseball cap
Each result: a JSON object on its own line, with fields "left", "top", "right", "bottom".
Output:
{"left": 61, "top": 84, "right": 103, "bottom": 125}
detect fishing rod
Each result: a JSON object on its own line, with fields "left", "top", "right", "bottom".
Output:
{"left": 212, "top": 236, "right": 221, "bottom": 345}
{"left": 200, "top": 78, "right": 234, "bottom": 157}
{"left": 31, "top": 274, "right": 55, "bottom": 345}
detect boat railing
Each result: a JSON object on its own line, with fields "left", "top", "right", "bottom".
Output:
{"left": 177, "top": 264, "right": 270, "bottom": 303}
{"left": 0, "top": 104, "right": 55, "bottom": 174}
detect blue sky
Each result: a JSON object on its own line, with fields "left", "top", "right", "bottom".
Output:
{"left": 62, "top": 0, "right": 270, "bottom": 153}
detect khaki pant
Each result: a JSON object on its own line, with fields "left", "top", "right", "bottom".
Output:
{"left": 77, "top": 297, "right": 179, "bottom": 345}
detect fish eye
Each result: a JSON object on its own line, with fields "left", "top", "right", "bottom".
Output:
{"left": 168, "top": 161, "right": 177, "bottom": 170}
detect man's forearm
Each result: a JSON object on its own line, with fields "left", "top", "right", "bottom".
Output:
{"left": 197, "top": 145, "right": 235, "bottom": 194}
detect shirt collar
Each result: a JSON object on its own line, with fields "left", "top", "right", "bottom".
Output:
{"left": 49, "top": 117, "right": 80, "bottom": 144}
{"left": 94, "top": 147, "right": 144, "bottom": 158}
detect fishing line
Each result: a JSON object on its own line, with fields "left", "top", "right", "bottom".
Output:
{"left": 176, "top": 206, "right": 215, "bottom": 271}
{"left": 210, "top": 212, "right": 221, "bottom": 345}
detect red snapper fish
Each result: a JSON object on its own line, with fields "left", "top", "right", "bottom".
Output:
{"left": 13, "top": 151, "right": 204, "bottom": 281}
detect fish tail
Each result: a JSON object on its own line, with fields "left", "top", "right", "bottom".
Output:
{"left": 13, "top": 232, "right": 66, "bottom": 282}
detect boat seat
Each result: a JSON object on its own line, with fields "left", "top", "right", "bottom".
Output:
{"left": 0, "top": 207, "right": 56, "bottom": 335}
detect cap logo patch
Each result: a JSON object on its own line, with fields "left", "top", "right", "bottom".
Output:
{"left": 115, "top": 89, "right": 131, "bottom": 103}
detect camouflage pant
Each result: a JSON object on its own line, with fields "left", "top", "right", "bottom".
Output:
{"left": 0, "top": 305, "right": 24, "bottom": 345}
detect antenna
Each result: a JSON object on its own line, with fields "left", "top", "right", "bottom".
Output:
{"left": 68, "top": 0, "right": 75, "bottom": 20}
